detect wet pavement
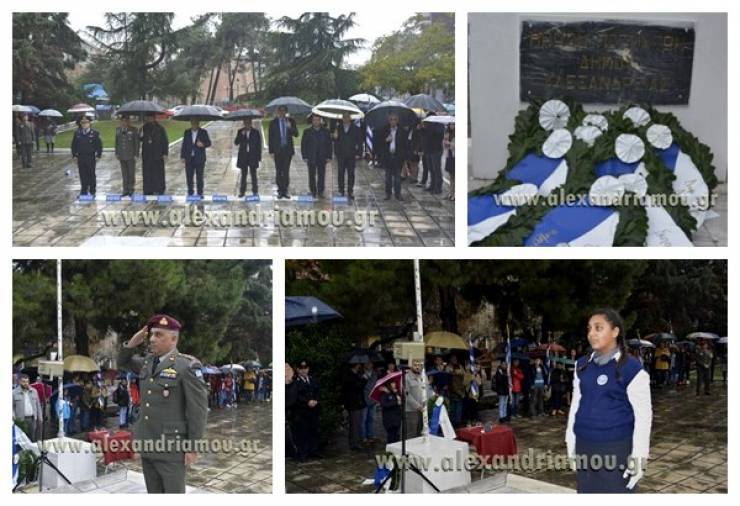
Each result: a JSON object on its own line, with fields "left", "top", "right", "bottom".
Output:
{"left": 19, "top": 401, "right": 272, "bottom": 494}
{"left": 286, "top": 379, "right": 727, "bottom": 493}
{"left": 13, "top": 121, "right": 454, "bottom": 247}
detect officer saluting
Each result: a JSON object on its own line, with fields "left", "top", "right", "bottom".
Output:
{"left": 71, "top": 116, "right": 103, "bottom": 197}
{"left": 118, "top": 314, "right": 208, "bottom": 494}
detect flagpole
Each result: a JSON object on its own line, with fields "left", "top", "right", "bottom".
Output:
{"left": 57, "top": 259, "right": 65, "bottom": 439}
{"left": 506, "top": 324, "right": 512, "bottom": 407}
{"left": 413, "top": 259, "right": 429, "bottom": 441}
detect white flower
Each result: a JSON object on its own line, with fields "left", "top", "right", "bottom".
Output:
{"left": 618, "top": 173, "right": 648, "bottom": 198}
{"left": 589, "top": 176, "right": 626, "bottom": 206}
{"left": 646, "top": 124, "right": 673, "bottom": 150}
{"left": 582, "top": 114, "right": 609, "bottom": 132}
{"left": 615, "top": 134, "right": 645, "bottom": 163}
{"left": 623, "top": 107, "right": 651, "bottom": 128}
{"left": 542, "top": 128, "right": 573, "bottom": 159}
{"left": 539, "top": 100, "right": 570, "bottom": 130}
{"left": 573, "top": 125, "right": 603, "bottom": 147}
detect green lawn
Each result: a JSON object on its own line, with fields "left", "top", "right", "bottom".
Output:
{"left": 52, "top": 119, "right": 198, "bottom": 149}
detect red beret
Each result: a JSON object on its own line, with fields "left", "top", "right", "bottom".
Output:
{"left": 147, "top": 314, "right": 182, "bottom": 332}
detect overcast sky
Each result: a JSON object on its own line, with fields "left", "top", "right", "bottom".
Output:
{"left": 66, "top": 11, "right": 415, "bottom": 66}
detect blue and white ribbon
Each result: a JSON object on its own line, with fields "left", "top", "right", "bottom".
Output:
{"left": 524, "top": 204, "right": 620, "bottom": 247}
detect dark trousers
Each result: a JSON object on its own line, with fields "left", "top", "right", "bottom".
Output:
{"left": 420, "top": 153, "right": 430, "bottom": 185}
{"left": 404, "top": 411, "right": 421, "bottom": 439}
{"left": 21, "top": 143, "right": 33, "bottom": 167}
{"left": 384, "top": 423, "right": 400, "bottom": 444}
{"left": 697, "top": 366, "right": 711, "bottom": 395}
{"left": 338, "top": 156, "right": 356, "bottom": 196}
{"left": 307, "top": 161, "right": 326, "bottom": 197}
{"left": 575, "top": 437, "right": 635, "bottom": 493}
{"left": 141, "top": 457, "right": 186, "bottom": 493}
{"left": 185, "top": 161, "right": 205, "bottom": 196}
{"left": 274, "top": 151, "right": 292, "bottom": 195}
{"left": 46, "top": 143, "right": 55, "bottom": 153}
{"left": 239, "top": 165, "right": 258, "bottom": 195}
{"left": 427, "top": 152, "right": 443, "bottom": 193}
{"left": 384, "top": 154, "right": 403, "bottom": 198}
{"left": 348, "top": 409, "right": 364, "bottom": 449}
{"left": 77, "top": 154, "right": 97, "bottom": 195}
{"left": 293, "top": 409, "right": 319, "bottom": 461}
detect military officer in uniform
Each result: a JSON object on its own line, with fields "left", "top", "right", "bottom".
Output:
{"left": 118, "top": 314, "right": 208, "bottom": 493}
{"left": 71, "top": 116, "right": 103, "bottom": 197}
{"left": 115, "top": 115, "right": 140, "bottom": 196}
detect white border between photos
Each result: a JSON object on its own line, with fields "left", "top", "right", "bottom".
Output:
{"left": 2, "top": 0, "right": 736, "bottom": 503}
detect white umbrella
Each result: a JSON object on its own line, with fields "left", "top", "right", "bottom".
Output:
{"left": 542, "top": 128, "right": 572, "bottom": 158}
{"left": 39, "top": 109, "right": 64, "bottom": 118}
{"left": 718, "top": 336, "right": 728, "bottom": 344}
{"left": 422, "top": 115, "right": 455, "bottom": 125}
{"left": 539, "top": 99, "right": 570, "bottom": 130}
{"left": 311, "top": 99, "right": 363, "bottom": 120}
{"left": 349, "top": 93, "right": 380, "bottom": 104}
{"left": 220, "top": 363, "right": 246, "bottom": 372}
{"left": 582, "top": 113, "right": 608, "bottom": 132}
{"left": 623, "top": 106, "right": 651, "bottom": 127}
{"left": 615, "top": 134, "right": 645, "bottom": 163}
{"left": 590, "top": 176, "right": 625, "bottom": 206}
{"left": 12, "top": 104, "right": 33, "bottom": 113}
{"left": 67, "top": 103, "right": 96, "bottom": 114}
{"left": 646, "top": 124, "right": 673, "bottom": 150}
{"left": 686, "top": 332, "right": 720, "bottom": 340}
{"left": 574, "top": 125, "right": 603, "bottom": 147}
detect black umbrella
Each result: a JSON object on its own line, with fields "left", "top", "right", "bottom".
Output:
{"left": 224, "top": 109, "right": 264, "bottom": 121}
{"left": 404, "top": 94, "right": 445, "bottom": 112}
{"left": 116, "top": 100, "right": 165, "bottom": 116}
{"left": 645, "top": 332, "right": 676, "bottom": 343}
{"left": 364, "top": 100, "right": 418, "bottom": 129}
{"left": 172, "top": 104, "right": 223, "bottom": 121}
{"left": 265, "top": 96, "right": 313, "bottom": 115}
{"left": 285, "top": 296, "right": 342, "bottom": 327}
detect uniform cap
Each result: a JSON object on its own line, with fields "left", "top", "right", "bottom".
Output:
{"left": 147, "top": 314, "right": 182, "bottom": 332}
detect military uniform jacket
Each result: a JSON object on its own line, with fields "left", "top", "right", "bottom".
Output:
{"left": 118, "top": 346, "right": 209, "bottom": 461}
{"left": 115, "top": 126, "right": 140, "bottom": 161}
{"left": 71, "top": 128, "right": 103, "bottom": 158}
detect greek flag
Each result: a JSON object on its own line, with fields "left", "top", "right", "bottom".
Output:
{"left": 468, "top": 337, "right": 478, "bottom": 398}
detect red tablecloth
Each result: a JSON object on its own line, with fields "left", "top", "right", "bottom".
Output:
{"left": 456, "top": 425, "right": 517, "bottom": 462}
{"left": 88, "top": 430, "right": 135, "bottom": 465}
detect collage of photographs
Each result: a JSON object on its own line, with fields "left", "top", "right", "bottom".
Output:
{"left": 5, "top": 1, "right": 732, "bottom": 499}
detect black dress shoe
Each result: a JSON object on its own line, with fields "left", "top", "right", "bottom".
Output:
{"left": 238, "top": 193, "right": 245, "bottom": 198}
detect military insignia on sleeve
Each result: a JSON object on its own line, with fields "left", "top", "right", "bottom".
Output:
{"left": 160, "top": 368, "right": 178, "bottom": 379}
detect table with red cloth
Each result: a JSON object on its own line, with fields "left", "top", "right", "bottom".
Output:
{"left": 87, "top": 430, "right": 135, "bottom": 465}
{"left": 456, "top": 424, "right": 517, "bottom": 463}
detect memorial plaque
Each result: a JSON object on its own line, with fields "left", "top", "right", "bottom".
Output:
{"left": 520, "top": 20, "right": 695, "bottom": 104}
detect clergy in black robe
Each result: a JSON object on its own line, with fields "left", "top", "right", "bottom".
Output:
{"left": 141, "top": 115, "right": 169, "bottom": 195}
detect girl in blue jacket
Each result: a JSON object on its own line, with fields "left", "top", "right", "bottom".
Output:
{"left": 566, "top": 308, "right": 652, "bottom": 493}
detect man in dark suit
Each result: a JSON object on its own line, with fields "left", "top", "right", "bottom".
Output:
{"left": 71, "top": 116, "right": 103, "bottom": 197}
{"left": 180, "top": 120, "right": 212, "bottom": 197}
{"left": 291, "top": 360, "right": 320, "bottom": 462}
{"left": 333, "top": 112, "right": 363, "bottom": 200}
{"left": 419, "top": 118, "right": 445, "bottom": 194}
{"left": 378, "top": 113, "right": 409, "bottom": 201}
{"left": 268, "top": 105, "right": 299, "bottom": 199}
{"left": 234, "top": 119, "right": 262, "bottom": 197}
{"left": 301, "top": 115, "right": 333, "bottom": 199}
